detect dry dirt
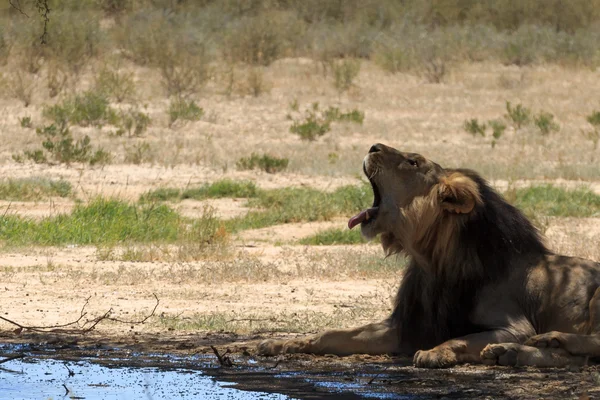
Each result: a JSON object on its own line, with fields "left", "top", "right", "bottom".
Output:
{"left": 1, "top": 60, "right": 600, "bottom": 398}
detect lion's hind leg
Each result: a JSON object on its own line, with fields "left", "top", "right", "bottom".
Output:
{"left": 526, "top": 287, "right": 600, "bottom": 359}
{"left": 257, "top": 320, "right": 398, "bottom": 356}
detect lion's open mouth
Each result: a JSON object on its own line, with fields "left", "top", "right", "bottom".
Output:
{"left": 348, "top": 163, "right": 381, "bottom": 230}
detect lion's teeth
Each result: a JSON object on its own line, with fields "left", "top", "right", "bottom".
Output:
{"left": 365, "top": 211, "right": 370, "bottom": 221}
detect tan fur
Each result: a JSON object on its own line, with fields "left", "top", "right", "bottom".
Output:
{"left": 257, "top": 144, "right": 600, "bottom": 369}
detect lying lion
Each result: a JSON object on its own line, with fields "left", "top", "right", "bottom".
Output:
{"left": 258, "top": 143, "right": 600, "bottom": 368}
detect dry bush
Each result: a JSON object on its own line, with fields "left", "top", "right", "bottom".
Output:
{"left": 46, "top": 62, "right": 69, "bottom": 98}
{"left": 94, "top": 64, "right": 136, "bottom": 103}
{"left": 2, "top": 71, "right": 36, "bottom": 107}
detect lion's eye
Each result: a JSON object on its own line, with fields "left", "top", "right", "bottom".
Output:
{"left": 407, "top": 159, "right": 418, "bottom": 167}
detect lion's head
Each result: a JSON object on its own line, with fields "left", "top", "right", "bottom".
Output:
{"left": 348, "top": 143, "right": 543, "bottom": 273}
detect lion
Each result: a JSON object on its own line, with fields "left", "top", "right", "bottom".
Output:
{"left": 257, "top": 143, "right": 600, "bottom": 368}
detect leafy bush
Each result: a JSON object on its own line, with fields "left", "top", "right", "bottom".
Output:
{"left": 18, "top": 123, "right": 111, "bottom": 166}
{"left": 45, "top": 10, "right": 104, "bottom": 75}
{"left": 43, "top": 90, "right": 119, "bottom": 128}
{"left": 324, "top": 107, "right": 365, "bottom": 124}
{"left": 505, "top": 101, "right": 531, "bottom": 129}
{"left": 116, "top": 108, "right": 151, "bottom": 137}
{"left": 332, "top": 59, "right": 361, "bottom": 94}
{"left": 168, "top": 98, "right": 204, "bottom": 127}
{"left": 463, "top": 119, "right": 486, "bottom": 136}
{"left": 19, "top": 116, "right": 33, "bottom": 129}
{"left": 587, "top": 111, "right": 600, "bottom": 127}
{"left": 160, "top": 51, "right": 210, "bottom": 98}
{"left": 289, "top": 104, "right": 331, "bottom": 141}
{"left": 489, "top": 119, "right": 506, "bottom": 148}
{"left": 94, "top": 65, "right": 136, "bottom": 103}
{"left": 236, "top": 153, "right": 289, "bottom": 173}
{"left": 534, "top": 111, "right": 559, "bottom": 135}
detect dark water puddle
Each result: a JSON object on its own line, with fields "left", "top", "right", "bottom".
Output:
{"left": 0, "top": 344, "right": 403, "bottom": 399}
{"left": 0, "top": 343, "right": 596, "bottom": 399}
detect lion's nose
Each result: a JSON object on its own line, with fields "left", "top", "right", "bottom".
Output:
{"left": 369, "top": 143, "right": 384, "bottom": 153}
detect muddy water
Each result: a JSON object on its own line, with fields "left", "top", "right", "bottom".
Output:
{"left": 0, "top": 342, "right": 598, "bottom": 399}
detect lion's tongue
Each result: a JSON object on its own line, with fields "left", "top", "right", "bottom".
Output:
{"left": 348, "top": 208, "right": 377, "bottom": 230}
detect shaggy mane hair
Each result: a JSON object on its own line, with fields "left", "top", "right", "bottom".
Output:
{"left": 386, "top": 169, "right": 549, "bottom": 354}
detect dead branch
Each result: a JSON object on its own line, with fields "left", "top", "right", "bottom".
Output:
{"left": 211, "top": 346, "right": 233, "bottom": 367}
{"left": 0, "top": 294, "right": 159, "bottom": 334}
{"left": 0, "top": 354, "right": 25, "bottom": 365}
{"left": 9, "top": 0, "right": 51, "bottom": 44}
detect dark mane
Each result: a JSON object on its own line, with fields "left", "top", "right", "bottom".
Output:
{"left": 391, "top": 169, "right": 549, "bottom": 354}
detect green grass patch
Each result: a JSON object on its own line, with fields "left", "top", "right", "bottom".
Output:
{"left": 226, "top": 184, "right": 372, "bottom": 232}
{"left": 299, "top": 227, "right": 368, "bottom": 245}
{"left": 0, "top": 198, "right": 224, "bottom": 247}
{"left": 0, "top": 178, "right": 72, "bottom": 201}
{"left": 513, "top": 185, "right": 600, "bottom": 217}
{"left": 140, "top": 179, "right": 260, "bottom": 202}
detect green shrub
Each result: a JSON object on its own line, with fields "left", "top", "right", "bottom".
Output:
{"left": 289, "top": 102, "right": 331, "bottom": 141}
{"left": 587, "top": 111, "right": 600, "bottom": 127}
{"left": 43, "top": 90, "right": 119, "bottom": 128}
{"left": 19, "top": 123, "right": 111, "bottom": 166}
{"left": 505, "top": 101, "right": 531, "bottom": 130}
{"left": 534, "top": 111, "right": 559, "bottom": 135}
{"left": 19, "top": 116, "right": 33, "bottom": 129}
{"left": 45, "top": 10, "right": 103, "bottom": 75}
{"left": 463, "top": 119, "right": 486, "bottom": 136}
{"left": 332, "top": 59, "right": 361, "bottom": 94}
{"left": 160, "top": 51, "right": 210, "bottom": 98}
{"left": 222, "top": 11, "right": 300, "bottom": 66}
{"left": 94, "top": 65, "right": 136, "bottom": 103}
{"left": 236, "top": 153, "right": 289, "bottom": 173}
{"left": 323, "top": 107, "right": 365, "bottom": 124}
{"left": 124, "top": 142, "right": 152, "bottom": 165}
{"left": 168, "top": 98, "right": 204, "bottom": 127}
{"left": 489, "top": 119, "right": 506, "bottom": 148}
{"left": 116, "top": 108, "right": 151, "bottom": 137}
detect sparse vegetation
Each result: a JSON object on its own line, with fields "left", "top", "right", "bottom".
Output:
{"left": 0, "top": 178, "right": 72, "bottom": 201}
{"left": 140, "top": 179, "right": 260, "bottom": 203}
{"left": 17, "top": 123, "right": 111, "bottom": 166}
{"left": 489, "top": 119, "right": 506, "bottom": 148}
{"left": 505, "top": 101, "right": 532, "bottom": 130}
{"left": 94, "top": 65, "right": 136, "bottom": 103}
{"left": 289, "top": 103, "right": 364, "bottom": 141}
{"left": 513, "top": 185, "right": 600, "bottom": 218}
{"left": 19, "top": 116, "right": 33, "bottom": 129}
{"left": 43, "top": 90, "right": 119, "bottom": 128}
{"left": 332, "top": 59, "right": 361, "bottom": 94}
{"left": 2, "top": 72, "right": 35, "bottom": 107}
{"left": 0, "top": 199, "right": 226, "bottom": 248}
{"left": 168, "top": 98, "right": 203, "bottom": 127}
{"left": 236, "top": 153, "right": 289, "bottom": 173}
{"left": 464, "top": 119, "right": 486, "bottom": 136}
{"left": 300, "top": 228, "right": 369, "bottom": 246}
{"left": 115, "top": 107, "right": 151, "bottom": 137}
{"left": 584, "top": 111, "right": 600, "bottom": 150}
{"left": 534, "top": 111, "right": 559, "bottom": 135}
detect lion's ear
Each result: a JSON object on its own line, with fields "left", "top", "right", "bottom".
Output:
{"left": 438, "top": 173, "right": 481, "bottom": 214}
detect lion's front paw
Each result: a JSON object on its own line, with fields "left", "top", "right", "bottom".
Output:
{"left": 413, "top": 347, "right": 457, "bottom": 368}
{"left": 524, "top": 332, "right": 565, "bottom": 350}
{"left": 256, "top": 338, "right": 310, "bottom": 356}
{"left": 480, "top": 343, "right": 521, "bottom": 366}
{"left": 257, "top": 339, "right": 286, "bottom": 356}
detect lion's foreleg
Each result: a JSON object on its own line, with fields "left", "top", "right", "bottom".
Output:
{"left": 414, "top": 330, "right": 522, "bottom": 368}
{"left": 257, "top": 320, "right": 398, "bottom": 356}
